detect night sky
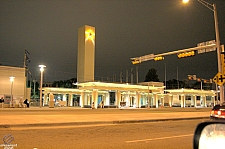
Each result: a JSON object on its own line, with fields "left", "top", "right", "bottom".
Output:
{"left": 1, "top": 0, "right": 225, "bottom": 83}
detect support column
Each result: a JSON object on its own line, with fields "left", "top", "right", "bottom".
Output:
{"left": 161, "top": 97, "right": 164, "bottom": 107}
{"left": 87, "top": 94, "right": 91, "bottom": 105}
{"left": 116, "top": 91, "right": 121, "bottom": 108}
{"left": 212, "top": 96, "right": 215, "bottom": 106}
{"left": 92, "top": 89, "right": 98, "bottom": 108}
{"left": 139, "top": 94, "right": 143, "bottom": 108}
{"left": 194, "top": 95, "right": 197, "bottom": 107}
{"left": 201, "top": 96, "right": 206, "bottom": 107}
{"left": 204, "top": 96, "right": 207, "bottom": 107}
{"left": 102, "top": 94, "right": 105, "bottom": 105}
{"left": 63, "top": 94, "right": 67, "bottom": 101}
{"left": 153, "top": 94, "right": 158, "bottom": 108}
{"left": 105, "top": 92, "right": 110, "bottom": 106}
{"left": 136, "top": 92, "right": 141, "bottom": 108}
{"left": 193, "top": 95, "right": 197, "bottom": 107}
{"left": 181, "top": 95, "right": 185, "bottom": 108}
{"left": 80, "top": 92, "right": 84, "bottom": 108}
{"left": 168, "top": 95, "right": 173, "bottom": 107}
{"left": 191, "top": 95, "right": 195, "bottom": 107}
{"left": 44, "top": 93, "right": 48, "bottom": 106}
{"left": 200, "top": 96, "right": 204, "bottom": 107}
{"left": 62, "top": 94, "right": 67, "bottom": 106}
{"left": 49, "top": 93, "right": 54, "bottom": 108}
{"left": 144, "top": 94, "right": 148, "bottom": 108}
{"left": 125, "top": 93, "right": 130, "bottom": 107}
{"left": 68, "top": 94, "right": 73, "bottom": 107}
{"left": 130, "top": 96, "right": 133, "bottom": 107}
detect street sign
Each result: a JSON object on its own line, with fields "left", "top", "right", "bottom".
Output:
{"left": 205, "top": 40, "right": 216, "bottom": 52}
{"left": 141, "top": 54, "right": 154, "bottom": 61}
{"left": 197, "top": 40, "right": 216, "bottom": 54}
{"left": 213, "top": 72, "right": 225, "bottom": 86}
{"left": 197, "top": 42, "right": 206, "bottom": 54}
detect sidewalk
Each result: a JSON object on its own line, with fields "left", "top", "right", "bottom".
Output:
{"left": 0, "top": 107, "right": 211, "bottom": 128}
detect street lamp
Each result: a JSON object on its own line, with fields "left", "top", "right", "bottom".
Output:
{"left": 9, "top": 76, "right": 15, "bottom": 104}
{"left": 183, "top": 0, "right": 223, "bottom": 103}
{"left": 39, "top": 65, "right": 46, "bottom": 108}
{"left": 33, "top": 79, "right": 37, "bottom": 99}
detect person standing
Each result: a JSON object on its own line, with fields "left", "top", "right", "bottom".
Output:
{"left": 0, "top": 97, "right": 4, "bottom": 108}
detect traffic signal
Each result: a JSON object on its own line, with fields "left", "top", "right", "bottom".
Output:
{"left": 154, "top": 56, "right": 164, "bottom": 61}
{"left": 177, "top": 51, "right": 195, "bottom": 58}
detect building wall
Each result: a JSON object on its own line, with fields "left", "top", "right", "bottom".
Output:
{"left": 0, "top": 66, "right": 26, "bottom": 101}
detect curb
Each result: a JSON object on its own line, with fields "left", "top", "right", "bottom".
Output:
{"left": 0, "top": 117, "right": 209, "bottom": 129}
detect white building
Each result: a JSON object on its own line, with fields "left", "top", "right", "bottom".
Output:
{"left": 0, "top": 66, "right": 30, "bottom": 107}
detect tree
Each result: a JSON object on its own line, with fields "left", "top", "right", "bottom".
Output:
{"left": 52, "top": 78, "right": 77, "bottom": 88}
{"left": 165, "top": 79, "right": 189, "bottom": 89}
{"left": 144, "top": 68, "right": 160, "bottom": 82}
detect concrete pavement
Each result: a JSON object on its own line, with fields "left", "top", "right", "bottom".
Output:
{"left": 0, "top": 107, "right": 211, "bottom": 128}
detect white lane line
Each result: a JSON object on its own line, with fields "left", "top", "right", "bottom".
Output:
{"left": 126, "top": 134, "right": 193, "bottom": 143}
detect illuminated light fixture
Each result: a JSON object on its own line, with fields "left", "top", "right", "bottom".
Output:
{"left": 85, "top": 29, "right": 95, "bottom": 44}
{"left": 182, "top": 0, "right": 189, "bottom": 3}
{"left": 10, "top": 76, "right": 15, "bottom": 82}
{"left": 154, "top": 56, "right": 164, "bottom": 61}
{"left": 177, "top": 51, "right": 195, "bottom": 58}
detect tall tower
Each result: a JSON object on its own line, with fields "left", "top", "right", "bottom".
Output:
{"left": 77, "top": 25, "right": 95, "bottom": 83}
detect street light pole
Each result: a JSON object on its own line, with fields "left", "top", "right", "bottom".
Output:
{"left": 39, "top": 65, "right": 46, "bottom": 108}
{"left": 9, "top": 76, "right": 15, "bottom": 104}
{"left": 183, "top": 0, "right": 223, "bottom": 103}
{"left": 33, "top": 79, "right": 36, "bottom": 99}
{"left": 212, "top": 3, "right": 224, "bottom": 104}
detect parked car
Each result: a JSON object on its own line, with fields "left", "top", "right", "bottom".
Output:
{"left": 210, "top": 103, "right": 225, "bottom": 120}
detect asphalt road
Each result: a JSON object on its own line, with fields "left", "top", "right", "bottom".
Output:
{"left": 0, "top": 119, "right": 208, "bottom": 149}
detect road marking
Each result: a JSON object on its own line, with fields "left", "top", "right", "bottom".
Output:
{"left": 125, "top": 134, "right": 193, "bottom": 143}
